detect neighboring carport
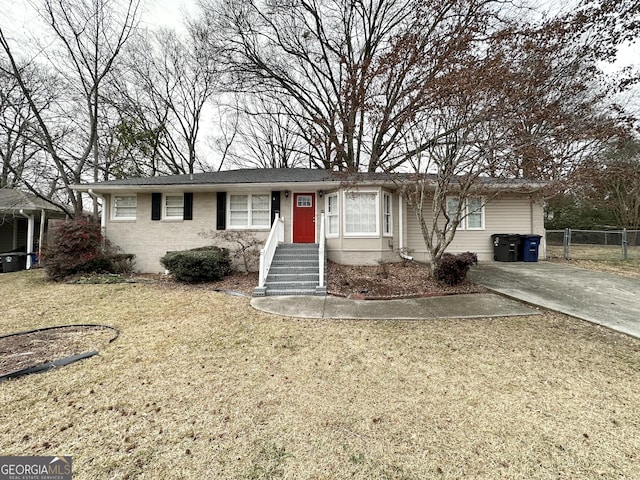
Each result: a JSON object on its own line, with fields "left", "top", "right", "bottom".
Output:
{"left": 469, "top": 262, "right": 640, "bottom": 339}
{"left": 0, "top": 189, "right": 67, "bottom": 270}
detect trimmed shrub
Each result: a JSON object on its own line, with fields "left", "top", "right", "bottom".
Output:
{"left": 161, "top": 246, "right": 232, "bottom": 283}
{"left": 41, "top": 219, "right": 135, "bottom": 280}
{"left": 434, "top": 252, "right": 478, "bottom": 286}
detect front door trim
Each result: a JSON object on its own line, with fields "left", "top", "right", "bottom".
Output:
{"left": 292, "top": 192, "right": 316, "bottom": 243}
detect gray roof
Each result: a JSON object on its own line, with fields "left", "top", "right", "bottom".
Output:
{"left": 73, "top": 168, "right": 546, "bottom": 191}
{"left": 77, "top": 168, "right": 394, "bottom": 187}
{"left": 0, "top": 189, "right": 65, "bottom": 213}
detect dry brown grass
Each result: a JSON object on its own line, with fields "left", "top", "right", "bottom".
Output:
{"left": 1, "top": 270, "right": 640, "bottom": 479}
{"left": 547, "top": 244, "right": 640, "bottom": 278}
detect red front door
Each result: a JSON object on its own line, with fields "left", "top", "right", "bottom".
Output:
{"left": 293, "top": 193, "right": 316, "bottom": 243}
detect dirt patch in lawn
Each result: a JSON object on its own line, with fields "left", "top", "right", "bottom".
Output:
{"left": 0, "top": 326, "right": 117, "bottom": 378}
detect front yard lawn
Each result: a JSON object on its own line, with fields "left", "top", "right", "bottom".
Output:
{"left": 1, "top": 270, "right": 639, "bottom": 479}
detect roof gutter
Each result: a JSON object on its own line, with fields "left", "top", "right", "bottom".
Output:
{"left": 72, "top": 182, "right": 344, "bottom": 194}
{"left": 72, "top": 180, "right": 549, "bottom": 194}
{"left": 398, "top": 193, "right": 414, "bottom": 261}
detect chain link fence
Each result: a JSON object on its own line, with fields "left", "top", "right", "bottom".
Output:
{"left": 546, "top": 229, "right": 640, "bottom": 261}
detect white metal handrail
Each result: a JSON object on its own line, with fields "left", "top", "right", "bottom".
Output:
{"left": 258, "top": 214, "right": 284, "bottom": 288}
{"left": 318, "top": 212, "right": 326, "bottom": 288}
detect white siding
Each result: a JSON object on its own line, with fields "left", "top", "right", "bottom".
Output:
{"left": 324, "top": 187, "right": 401, "bottom": 265}
{"left": 406, "top": 193, "right": 545, "bottom": 262}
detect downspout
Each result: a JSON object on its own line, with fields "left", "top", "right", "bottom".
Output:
{"left": 88, "top": 189, "right": 106, "bottom": 240}
{"left": 530, "top": 195, "right": 534, "bottom": 234}
{"left": 18, "top": 209, "right": 35, "bottom": 269}
{"left": 398, "top": 192, "right": 414, "bottom": 261}
{"left": 531, "top": 193, "right": 545, "bottom": 258}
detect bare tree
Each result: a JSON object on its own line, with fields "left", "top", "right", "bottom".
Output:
{"left": 0, "top": 58, "right": 76, "bottom": 210}
{"left": 202, "top": 0, "right": 428, "bottom": 171}
{"left": 393, "top": 1, "right": 638, "bottom": 267}
{"left": 114, "top": 22, "right": 221, "bottom": 175}
{"left": 226, "top": 94, "right": 309, "bottom": 169}
{"left": 0, "top": 0, "right": 141, "bottom": 215}
{"left": 200, "top": 0, "right": 639, "bottom": 266}
{"left": 0, "top": 63, "right": 43, "bottom": 189}
{"left": 572, "top": 136, "right": 640, "bottom": 230}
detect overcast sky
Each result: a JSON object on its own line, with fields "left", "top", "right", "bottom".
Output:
{"left": 2, "top": 0, "right": 637, "bottom": 68}
{"left": 1, "top": 0, "right": 194, "bottom": 38}
{"left": 1, "top": 0, "right": 637, "bottom": 170}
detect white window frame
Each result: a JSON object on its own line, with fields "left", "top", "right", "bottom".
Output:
{"left": 228, "top": 193, "right": 271, "bottom": 229}
{"left": 465, "top": 197, "right": 485, "bottom": 231}
{"left": 325, "top": 192, "right": 339, "bottom": 237}
{"left": 111, "top": 195, "right": 137, "bottom": 220}
{"left": 383, "top": 192, "right": 393, "bottom": 237}
{"left": 343, "top": 190, "right": 380, "bottom": 237}
{"left": 163, "top": 193, "right": 184, "bottom": 220}
{"left": 446, "top": 196, "right": 485, "bottom": 231}
{"left": 296, "top": 194, "right": 313, "bottom": 208}
{"left": 446, "top": 197, "right": 461, "bottom": 228}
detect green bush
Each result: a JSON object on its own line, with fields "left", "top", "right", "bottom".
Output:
{"left": 160, "top": 246, "right": 232, "bottom": 283}
{"left": 434, "top": 252, "right": 478, "bottom": 286}
{"left": 42, "top": 219, "right": 135, "bottom": 281}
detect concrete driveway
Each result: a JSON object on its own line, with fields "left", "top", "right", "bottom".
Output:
{"left": 469, "top": 262, "right": 640, "bottom": 338}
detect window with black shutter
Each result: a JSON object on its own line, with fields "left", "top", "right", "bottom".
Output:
{"left": 151, "top": 193, "right": 161, "bottom": 220}
{"left": 184, "top": 192, "right": 193, "bottom": 220}
{"left": 216, "top": 192, "right": 226, "bottom": 230}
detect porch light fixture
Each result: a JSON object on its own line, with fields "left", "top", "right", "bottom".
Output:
{"left": 285, "top": 190, "right": 289, "bottom": 198}
{"left": 318, "top": 190, "right": 323, "bottom": 198}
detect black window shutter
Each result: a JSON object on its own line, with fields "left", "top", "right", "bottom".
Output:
{"left": 216, "top": 192, "right": 226, "bottom": 230}
{"left": 271, "top": 191, "right": 281, "bottom": 224}
{"left": 183, "top": 192, "right": 193, "bottom": 220}
{"left": 151, "top": 192, "right": 161, "bottom": 220}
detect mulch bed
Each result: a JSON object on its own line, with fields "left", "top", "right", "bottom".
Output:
{"left": 326, "top": 260, "right": 487, "bottom": 299}
{"left": 143, "top": 261, "right": 486, "bottom": 299}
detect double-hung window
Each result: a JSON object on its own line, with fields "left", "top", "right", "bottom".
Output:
{"left": 383, "top": 192, "right": 392, "bottom": 236}
{"left": 447, "top": 196, "right": 484, "bottom": 230}
{"left": 164, "top": 194, "right": 184, "bottom": 219}
{"left": 112, "top": 195, "right": 137, "bottom": 220}
{"left": 326, "top": 193, "right": 339, "bottom": 237}
{"left": 229, "top": 194, "right": 270, "bottom": 228}
{"left": 344, "top": 191, "right": 379, "bottom": 236}
{"left": 466, "top": 197, "right": 484, "bottom": 230}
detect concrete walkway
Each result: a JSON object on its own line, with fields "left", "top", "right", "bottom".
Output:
{"left": 469, "top": 262, "right": 640, "bottom": 338}
{"left": 251, "top": 292, "right": 539, "bottom": 320}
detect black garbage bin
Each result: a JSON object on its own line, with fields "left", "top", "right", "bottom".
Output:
{"left": 491, "top": 234, "right": 521, "bottom": 262}
{"left": 520, "top": 235, "right": 542, "bottom": 262}
{"left": 1, "top": 252, "right": 27, "bottom": 272}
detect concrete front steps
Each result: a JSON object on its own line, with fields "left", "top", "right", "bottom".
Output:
{"left": 254, "top": 243, "right": 326, "bottom": 296}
